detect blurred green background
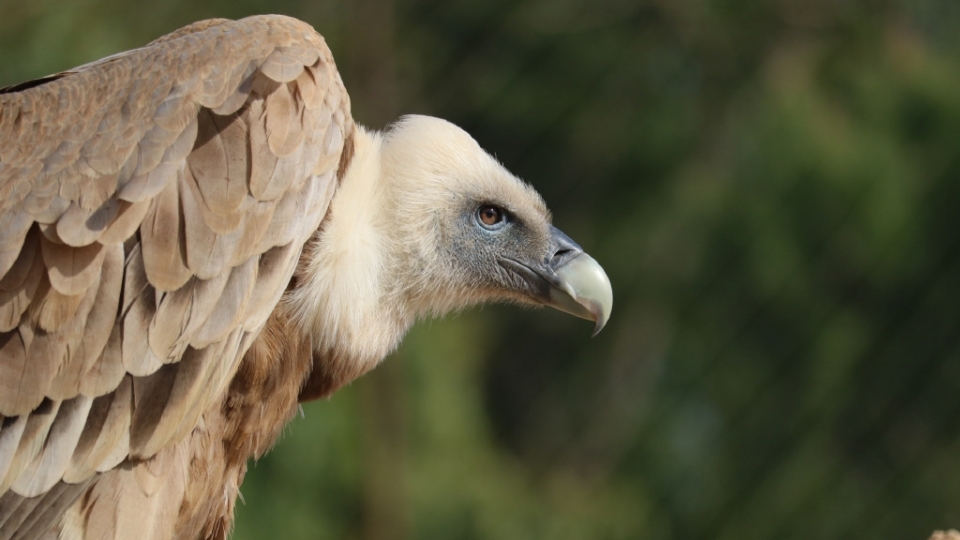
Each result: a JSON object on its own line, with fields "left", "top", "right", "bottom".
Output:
{"left": 4, "top": 0, "right": 960, "bottom": 538}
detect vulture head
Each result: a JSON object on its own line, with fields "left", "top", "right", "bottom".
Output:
{"left": 293, "top": 115, "right": 612, "bottom": 385}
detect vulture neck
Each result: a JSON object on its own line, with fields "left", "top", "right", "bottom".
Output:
{"left": 289, "top": 126, "right": 416, "bottom": 397}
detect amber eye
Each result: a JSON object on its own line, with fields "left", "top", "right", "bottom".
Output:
{"left": 477, "top": 205, "right": 505, "bottom": 229}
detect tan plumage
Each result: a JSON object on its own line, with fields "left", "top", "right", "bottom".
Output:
{"left": 0, "top": 14, "right": 612, "bottom": 540}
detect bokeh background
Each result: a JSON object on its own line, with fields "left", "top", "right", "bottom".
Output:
{"left": 4, "top": 0, "right": 960, "bottom": 538}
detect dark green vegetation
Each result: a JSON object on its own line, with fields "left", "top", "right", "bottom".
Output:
{"left": 3, "top": 0, "right": 960, "bottom": 538}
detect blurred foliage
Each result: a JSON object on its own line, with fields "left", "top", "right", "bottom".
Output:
{"left": 4, "top": 0, "right": 960, "bottom": 538}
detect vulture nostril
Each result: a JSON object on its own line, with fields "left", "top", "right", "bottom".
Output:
{"left": 547, "top": 226, "right": 583, "bottom": 267}
{"left": 550, "top": 247, "right": 577, "bottom": 267}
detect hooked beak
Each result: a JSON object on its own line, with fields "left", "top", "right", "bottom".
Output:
{"left": 500, "top": 226, "right": 613, "bottom": 335}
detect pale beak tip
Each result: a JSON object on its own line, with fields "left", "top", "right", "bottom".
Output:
{"left": 552, "top": 252, "right": 613, "bottom": 336}
{"left": 592, "top": 317, "right": 607, "bottom": 337}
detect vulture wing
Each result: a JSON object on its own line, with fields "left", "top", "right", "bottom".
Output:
{"left": 0, "top": 12, "right": 351, "bottom": 529}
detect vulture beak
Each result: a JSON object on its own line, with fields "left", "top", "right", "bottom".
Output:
{"left": 501, "top": 226, "right": 613, "bottom": 335}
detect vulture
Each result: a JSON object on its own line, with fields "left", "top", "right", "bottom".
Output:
{"left": 0, "top": 14, "right": 612, "bottom": 540}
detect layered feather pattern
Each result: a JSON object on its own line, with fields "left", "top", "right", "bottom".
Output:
{"left": 0, "top": 15, "right": 353, "bottom": 539}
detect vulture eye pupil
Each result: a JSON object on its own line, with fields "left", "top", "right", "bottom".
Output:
{"left": 478, "top": 205, "right": 504, "bottom": 228}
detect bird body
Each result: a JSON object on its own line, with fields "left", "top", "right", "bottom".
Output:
{"left": 0, "top": 15, "right": 611, "bottom": 540}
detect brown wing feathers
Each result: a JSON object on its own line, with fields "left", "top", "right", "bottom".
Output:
{"left": 0, "top": 16, "right": 350, "bottom": 527}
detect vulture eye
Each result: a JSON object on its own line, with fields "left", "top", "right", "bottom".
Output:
{"left": 477, "top": 205, "right": 506, "bottom": 230}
